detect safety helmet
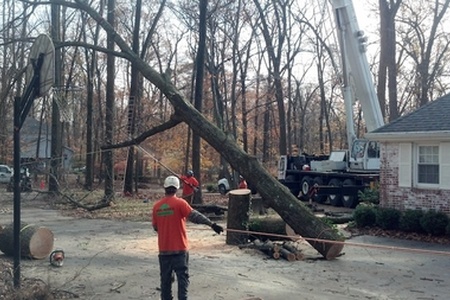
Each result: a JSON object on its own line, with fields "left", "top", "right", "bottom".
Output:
{"left": 187, "top": 170, "right": 194, "bottom": 176}
{"left": 163, "top": 176, "right": 180, "bottom": 189}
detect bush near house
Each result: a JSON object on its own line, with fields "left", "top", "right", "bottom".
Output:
{"left": 353, "top": 204, "right": 377, "bottom": 228}
{"left": 375, "top": 207, "right": 401, "bottom": 230}
{"left": 420, "top": 210, "right": 449, "bottom": 236}
{"left": 352, "top": 205, "right": 450, "bottom": 237}
{"left": 399, "top": 209, "right": 424, "bottom": 233}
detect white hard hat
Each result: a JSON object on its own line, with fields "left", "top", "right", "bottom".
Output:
{"left": 164, "top": 176, "right": 180, "bottom": 189}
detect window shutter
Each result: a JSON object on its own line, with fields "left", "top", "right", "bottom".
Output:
{"left": 440, "top": 143, "right": 450, "bottom": 189}
{"left": 398, "top": 143, "right": 412, "bottom": 187}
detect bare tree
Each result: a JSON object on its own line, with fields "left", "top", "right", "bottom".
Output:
{"left": 378, "top": 0, "right": 402, "bottom": 121}
{"left": 191, "top": 0, "right": 208, "bottom": 204}
{"left": 253, "top": 0, "right": 289, "bottom": 156}
{"left": 102, "top": 0, "right": 116, "bottom": 202}
{"left": 397, "top": 0, "right": 450, "bottom": 107}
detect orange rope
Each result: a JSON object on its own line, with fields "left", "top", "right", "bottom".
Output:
{"left": 194, "top": 227, "right": 450, "bottom": 257}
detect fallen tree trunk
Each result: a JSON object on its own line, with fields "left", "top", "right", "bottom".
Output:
{"left": 83, "top": 8, "right": 345, "bottom": 259}
{"left": 0, "top": 223, "right": 54, "bottom": 259}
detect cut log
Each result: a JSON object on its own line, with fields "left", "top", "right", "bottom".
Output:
{"left": 282, "top": 242, "right": 304, "bottom": 260}
{"left": 226, "top": 189, "right": 251, "bottom": 245}
{"left": 256, "top": 240, "right": 280, "bottom": 260}
{"left": 248, "top": 216, "right": 287, "bottom": 239}
{"left": 279, "top": 248, "right": 296, "bottom": 262}
{"left": 261, "top": 240, "right": 281, "bottom": 253}
{"left": 0, "top": 223, "right": 54, "bottom": 259}
{"left": 270, "top": 250, "right": 280, "bottom": 260}
{"left": 239, "top": 239, "right": 280, "bottom": 259}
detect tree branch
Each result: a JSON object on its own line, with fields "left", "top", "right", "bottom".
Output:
{"left": 101, "top": 115, "right": 182, "bottom": 150}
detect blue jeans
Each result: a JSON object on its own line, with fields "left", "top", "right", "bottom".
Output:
{"left": 159, "top": 252, "right": 189, "bottom": 300}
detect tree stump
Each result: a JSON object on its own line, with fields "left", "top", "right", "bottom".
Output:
{"left": 0, "top": 223, "right": 54, "bottom": 259}
{"left": 226, "top": 189, "right": 251, "bottom": 245}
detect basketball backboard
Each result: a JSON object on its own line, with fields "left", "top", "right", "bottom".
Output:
{"left": 25, "top": 34, "right": 55, "bottom": 97}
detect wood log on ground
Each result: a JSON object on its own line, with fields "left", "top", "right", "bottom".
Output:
{"left": 324, "top": 212, "right": 354, "bottom": 224}
{"left": 248, "top": 216, "right": 287, "bottom": 239}
{"left": 261, "top": 239, "right": 281, "bottom": 253}
{"left": 226, "top": 189, "right": 251, "bottom": 245}
{"left": 269, "top": 250, "right": 280, "bottom": 260}
{"left": 282, "top": 242, "right": 304, "bottom": 260}
{"left": 239, "top": 239, "right": 280, "bottom": 259}
{"left": 257, "top": 239, "right": 280, "bottom": 260}
{"left": 279, "top": 248, "right": 296, "bottom": 262}
{"left": 0, "top": 223, "right": 54, "bottom": 259}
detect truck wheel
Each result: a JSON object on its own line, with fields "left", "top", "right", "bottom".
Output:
{"left": 327, "top": 178, "right": 342, "bottom": 207}
{"left": 300, "top": 176, "right": 313, "bottom": 200}
{"left": 218, "top": 184, "right": 227, "bottom": 195}
{"left": 342, "top": 179, "right": 357, "bottom": 208}
{"left": 285, "top": 175, "right": 300, "bottom": 198}
{"left": 312, "top": 177, "right": 326, "bottom": 204}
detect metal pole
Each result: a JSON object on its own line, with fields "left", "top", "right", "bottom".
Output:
{"left": 13, "top": 96, "right": 21, "bottom": 288}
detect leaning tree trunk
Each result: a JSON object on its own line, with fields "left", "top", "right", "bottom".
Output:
{"left": 77, "top": 2, "right": 344, "bottom": 259}
{"left": 0, "top": 223, "right": 54, "bottom": 259}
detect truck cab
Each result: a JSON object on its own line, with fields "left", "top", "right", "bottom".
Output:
{"left": 350, "top": 139, "right": 381, "bottom": 170}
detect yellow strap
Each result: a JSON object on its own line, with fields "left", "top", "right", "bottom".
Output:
{"left": 20, "top": 223, "right": 35, "bottom": 233}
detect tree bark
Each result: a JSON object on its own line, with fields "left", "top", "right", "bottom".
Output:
{"left": 226, "top": 189, "right": 251, "bottom": 245}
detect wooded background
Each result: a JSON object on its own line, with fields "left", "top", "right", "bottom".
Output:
{"left": 1, "top": 0, "right": 449, "bottom": 199}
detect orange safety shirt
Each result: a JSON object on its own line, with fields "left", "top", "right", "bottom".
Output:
{"left": 152, "top": 195, "right": 194, "bottom": 253}
{"left": 238, "top": 180, "right": 248, "bottom": 189}
{"left": 180, "top": 175, "right": 199, "bottom": 196}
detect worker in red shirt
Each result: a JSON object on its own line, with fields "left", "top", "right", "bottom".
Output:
{"left": 152, "top": 176, "right": 223, "bottom": 300}
{"left": 238, "top": 176, "right": 248, "bottom": 189}
{"left": 179, "top": 170, "right": 199, "bottom": 204}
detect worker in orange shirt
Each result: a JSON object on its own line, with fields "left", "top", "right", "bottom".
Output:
{"left": 238, "top": 176, "right": 248, "bottom": 189}
{"left": 152, "top": 176, "right": 223, "bottom": 300}
{"left": 179, "top": 170, "right": 199, "bottom": 204}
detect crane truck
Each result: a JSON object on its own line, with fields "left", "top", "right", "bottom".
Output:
{"left": 278, "top": 0, "right": 384, "bottom": 208}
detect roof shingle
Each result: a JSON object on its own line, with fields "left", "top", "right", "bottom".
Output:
{"left": 371, "top": 94, "right": 450, "bottom": 133}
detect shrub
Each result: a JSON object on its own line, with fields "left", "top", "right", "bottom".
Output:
{"left": 353, "top": 204, "right": 377, "bottom": 228}
{"left": 205, "top": 183, "right": 217, "bottom": 193}
{"left": 420, "top": 210, "right": 449, "bottom": 236}
{"left": 357, "top": 186, "right": 379, "bottom": 205}
{"left": 399, "top": 209, "right": 424, "bottom": 233}
{"left": 375, "top": 207, "right": 401, "bottom": 230}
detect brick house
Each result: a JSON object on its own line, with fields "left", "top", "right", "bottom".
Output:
{"left": 365, "top": 94, "right": 450, "bottom": 216}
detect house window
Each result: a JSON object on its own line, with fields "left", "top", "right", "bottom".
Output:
{"left": 417, "top": 145, "right": 439, "bottom": 184}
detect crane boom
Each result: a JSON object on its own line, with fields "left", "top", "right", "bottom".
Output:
{"left": 276, "top": 0, "right": 384, "bottom": 208}
{"left": 331, "top": 0, "right": 384, "bottom": 133}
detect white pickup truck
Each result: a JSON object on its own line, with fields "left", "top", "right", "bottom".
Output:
{"left": 0, "top": 165, "right": 13, "bottom": 184}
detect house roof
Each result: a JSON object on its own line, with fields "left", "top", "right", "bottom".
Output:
{"left": 366, "top": 94, "right": 450, "bottom": 141}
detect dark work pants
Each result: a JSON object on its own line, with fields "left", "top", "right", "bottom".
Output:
{"left": 159, "top": 252, "right": 189, "bottom": 300}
